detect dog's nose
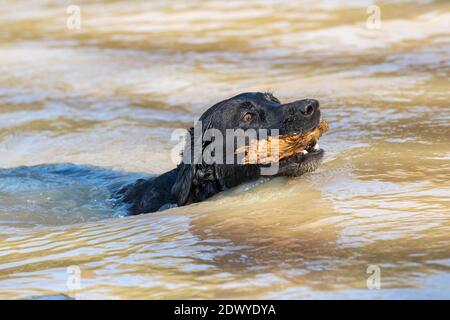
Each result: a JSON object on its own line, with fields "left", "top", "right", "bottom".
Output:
{"left": 299, "top": 99, "right": 319, "bottom": 116}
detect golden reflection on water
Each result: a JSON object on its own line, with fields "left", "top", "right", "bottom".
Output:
{"left": 0, "top": 0, "right": 449, "bottom": 299}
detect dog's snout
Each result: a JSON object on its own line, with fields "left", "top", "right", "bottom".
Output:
{"left": 300, "top": 99, "right": 319, "bottom": 116}
{"left": 279, "top": 98, "right": 321, "bottom": 135}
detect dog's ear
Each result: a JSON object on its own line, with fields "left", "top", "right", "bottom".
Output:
{"left": 172, "top": 162, "right": 222, "bottom": 206}
{"left": 171, "top": 162, "right": 194, "bottom": 206}
{"left": 171, "top": 124, "right": 222, "bottom": 206}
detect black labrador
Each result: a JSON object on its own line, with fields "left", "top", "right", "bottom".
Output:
{"left": 118, "top": 92, "right": 325, "bottom": 215}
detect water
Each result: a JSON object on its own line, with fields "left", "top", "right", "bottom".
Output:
{"left": 0, "top": 0, "right": 449, "bottom": 299}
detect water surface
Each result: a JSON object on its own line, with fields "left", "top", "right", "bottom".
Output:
{"left": 0, "top": 0, "right": 449, "bottom": 299}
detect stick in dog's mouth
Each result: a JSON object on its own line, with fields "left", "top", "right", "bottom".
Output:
{"left": 236, "top": 120, "right": 329, "bottom": 164}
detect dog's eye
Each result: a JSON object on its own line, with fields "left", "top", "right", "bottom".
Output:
{"left": 241, "top": 113, "right": 253, "bottom": 122}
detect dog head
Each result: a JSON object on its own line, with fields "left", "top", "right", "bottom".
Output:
{"left": 172, "top": 92, "right": 325, "bottom": 206}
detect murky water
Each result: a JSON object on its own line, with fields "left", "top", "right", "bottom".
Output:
{"left": 0, "top": 0, "right": 449, "bottom": 299}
